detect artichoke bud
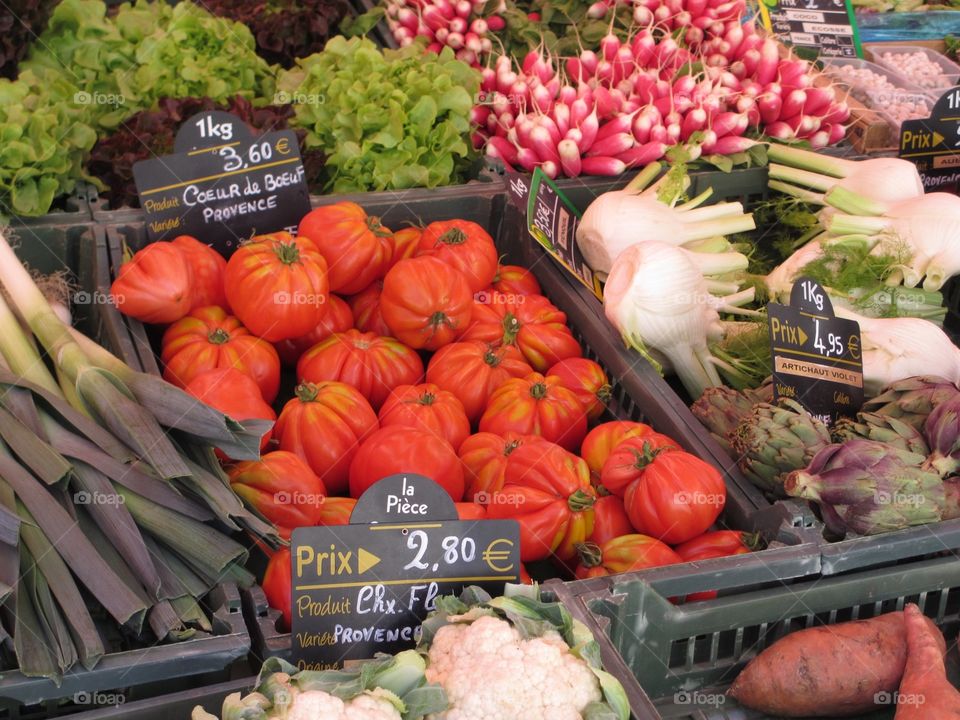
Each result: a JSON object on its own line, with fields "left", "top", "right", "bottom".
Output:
{"left": 923, "top": 394, "right": 960, "bottom": 476}
{"left": 863, "top": 375, "right": 960, "bottom": 430}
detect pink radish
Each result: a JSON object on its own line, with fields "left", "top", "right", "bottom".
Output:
{"left": 449, "top": 17, "right": 467, "bottom": 34}
{"left": 633, "top": 5, "right": 654, "bottom": 23}
{"left": 580, "top": 50, "right": 599, "bottom": 76}
{"left": 558, "top": 139, "right": 582, "bottom": 177}
{"left": 515, "top": 147, "right": 539, "bottom": 172}
{"left": 633, "top": 113, "right": 653, "bottom": 144}
{"left": 455, "top": 0, "right": 472, "bottom": 17}
{"left": 756, "top": 39, "right": 780, "bottom": 85}
{"left": 434, "top": 0, "right": 456, "bottom": 19}
{"left": 422, "top": 6, "right": 448, "bottom": 31}
{"left": 710, "top": 111, "right": 744, "bottom": 138}
{"left": 616, "top": 141, "right": 667, "bottom": 167}
{"left": 586, "top": 132, "right": 635, "bottom": 157}
{"left": 757, "top": 93, "right": 782, "bottom": 125}
{"left": 465, "top": 33, "right": 482, "bottom": 53}
{"left": 571, "top": 98, "right": 591, "bottom": 128}
{"left": 681, "top": 108, "right": 707, "bottom": 140}
{"left": 709, "top": 135, "right": 754, "bottom": 154}
{"left": 588, "top": 1, "right": 610, "bottom": 19}
{"left": 480, "top": 67, "right": 496, "bottom": 91}
{"left": 486, "top": 14, "right": 505, "bottom": 30}
{"left": 486, "top": 136, "right": 520, "bottom": 165}
{"left": 764, "top": 121, "right": 795, "bottom": 140}
{"left": 581, "top": 156, "right": 627, "bottom": 175}
{"left": 595, "top": 112, "right": 637, "bottom": 142}
{"left": 471, "top": 105, "right": 492, "bottom": 126}
{"left": 470, "top": 18, "right": 488, "bottom": 34}
{"left": 685, "top": 27, "right": 705, "bottom": 47}
{"left": 559, "top": 86, "right": 577, "bottom": 105}
{"left": 580, "top": 110, "right": 600, "bottom": 151}
{"left": 566, "top": 57, "right": 583, "bottom": 82}
{"left": 554, "top": 103, "right": 571, "bottom": 136}
{"left": 666, "top": 123, "right": 681, "bottom": 143}
{"left": 565, "top": 127, "right": 583, "bottom": 145}
{"left": 828, "top": 123, "right": 846, "bottom": 143}
{"left": 396, "top": 8, "right": 419, "bottom": 31}
{"left": 780, "top": 89, "right": 806, "bottom": 119}
{"left": 809, "top": 130, "right": 830, "bottom": 149}
{"left": 650, "top": 124, "right": 668, "bottom": 144}
{"left": 594, "top": 87, "right": 621, "bottom": 118}
{"left": 742, "top": 48, "right": 761, "bottom": 76}
{"left": 537, "top": 115, "right": 562, "bottom": 145}
{"left": 541, "top": 161, "right": 559, "bottom": 179}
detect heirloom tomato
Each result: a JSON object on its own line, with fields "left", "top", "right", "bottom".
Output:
{"left": 378, "top": 383, "right": 470, "bottom": 451}
{"left": 426, "top": 341, "right": 533, "bottom": 424}
{"left": 349, "top": 426, "right": 464, "bottom": 502}
{"left": 171, "top": 235, "right": 228, "bottom": 311}
{"left": 161, "top": 305, "right": 280, "bottom": 402}
{"left": 574, "top": 534, "right": 681, "bottom": 579}
{"left": 316, "top": 497, "right": 357, "bottom": 526}
{"left": 263, "top": 547, "right": 292, "bottom": 630}
{"left": 390, "top": 227, "right": 421, "bottom": 266}
{"left": 274, "top": 381, "right": 379, "bottom": 496}
{"left": 455, "top": 502, "right": 487, "bottom": 521}
{"left": 674, "top": 530, "right": 756, "bottom": 601}
{"left": 298, "top": 202, "right": 393, "bottom": 294}
{"left": 297, "top": 329, "right": 423, "bottom": 410}
{"left": 548, "top": 358, "right": 612, "bottom": 421}
{"left": 460, "top": 292, "right": 581, "bottom": 371}
{"left": 184, "top": 368, "right": 274, "bottom": 455}
{"left": 458, "top": 431, "right": 539, "bottom": 502}
{"left": 415, "top": 219, "right": 498, "bottom": 293}
{"left": 581, "top": 421, "right": 653, "bottom": 479}
{"left": 273, "top": 294, "right": 354, "bottom": 367}
{"left": 588, "top": 495, "right": 635, "bottom": 546}
{"left": 599, "top": 434, "right": 682, "bottom": 496}
{"left": 224, "top": 232, "right": 328, "bottom": 342}
{"left": 485, "top": 439, "right": 595, "bottom": 562}
{"left": 621, "top": 451, "right": 726, "bottom": 544}
{"left": 228, "top": 451, "right": 326, "bottom": 531}
{"left": 380, "top": 256, "right": 473, "bottom": 351}
{"left": 492, "top": 264, "right": 541, "bottom": 296}
{"left": 348, "top": 280, "right": 391, "bottom": 337}
{"left": 479, "top": 372, "right": 588, "bottom": 452}
{"left": 110, "top": 242, "right": 193, "bottom": 324}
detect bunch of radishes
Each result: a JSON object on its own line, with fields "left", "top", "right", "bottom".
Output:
{"left": 586, "top": 0, "right": 747, "bottom": 39}
{"left": 384, "top": 0, "right": 503, "bottom": 65}
{"left": 475, "top": 23, "right": 850, "bottom": 178}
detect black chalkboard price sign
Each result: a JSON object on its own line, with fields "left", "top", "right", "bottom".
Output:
{"left": 769, "top": 277, "right": 864, "bottom": 425}
{"left": 899, "top": 86, "right": 960, "bottom": 192}
{"left": 758, "top": 0, "right": 863, "bottom": 59}
{"left": 291, "top": 475, "right": 520, "bottom": 671}
{"left": 132, "top": 111, "right": 312, "bottom": 254}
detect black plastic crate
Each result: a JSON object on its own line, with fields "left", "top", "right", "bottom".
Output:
{"left": 3, "top": 186, "right": 94, "bottom": 232}
{"left": 62, "top": 678, "right": 251, "bottom": 720}
{"left": 545, "top": 551, "right": 960, "bottom": 720}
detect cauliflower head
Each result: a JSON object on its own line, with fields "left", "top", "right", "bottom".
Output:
{"left": 287, "top": 688, "right": 402, "bottom": 720}
{"left": 425, "top": 614, "right": 602, "bottom": 720}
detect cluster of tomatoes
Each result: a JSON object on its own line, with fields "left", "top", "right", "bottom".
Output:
{"left": 110, "top": 203, "right": 752, "bottom": 627}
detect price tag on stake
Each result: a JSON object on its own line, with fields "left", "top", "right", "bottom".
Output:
{"left": 291, "top": 474, "right": 520, "bottom": 671}
{"left": 899, "top": 86, "right": 960, "bottom": 192}
{"left": 758, "top": 0, "right": 863, "bottom": 59}
{"left": 132, "top": 111, "right": 312, "bottom": 254}
{"left": 769, "top": 277, "right": 864, "bottom": 425}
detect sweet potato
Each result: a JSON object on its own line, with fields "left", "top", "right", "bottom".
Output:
{"left": 895, "top": 604, "right": 960, "bottom": 718}
{"left": 728, "top": 611, "right": 944, "bottom": 717}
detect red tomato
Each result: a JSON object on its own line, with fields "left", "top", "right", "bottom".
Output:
{"left": 297, "top": 330, "right": 424, "bottom": 410}
{"left": 455, "top": 501, "right": 487, "bottom": 521}
{"left": 228, "top": 451, "right": 326, "bottom": 530}
{"left": 298, "top": 202, "right": 393, "bottom": 294}
{"left": 390, "top": 227, "right": 421, "bottom": 266}
{"left": 110, "top": 242, "right": 193, "bottom": 323}
{"left": 263, "top": 547, "right": 292, "bottom": 630}
{"left": 458, "top": 431, "right": 539, "bottom": 502}
{"left": 317, "top": 497, "right": 357, "bottom": 526}
{"left": 273, "top": 294, "right": 354, "bottom": 367}
{"left": 379, "top": 383, "right": 471, "bottom": 451}
{"left": 415, "top": 219, "right": 498, "bottom": 294}
{"left": 620, "top": 451, "right": 726, "bottom": 544}
{"left": 460, "top": 292, "right": 581, "bottom": 371}
{"left": 599, "top": 434, "right": 683, "bottom": 497}
{"left": 548, "top": 358, "right": 612, "bottom": 421}
{"left": 486, "top": 439, "right": 595, "bottom": 562}
{"left": 574, "top": 534, "right": 681, "bottom": 579}
{"left": 581, "top": 421, "right": 654, "bottom": 479}
{"left": 171, "top": 235, "right": 228, "bottom": 311}
{"left": 274, "top": 381, "right": 379, "bottom": 496}
{"left": 589, "top": 495, "right": 635, "bottom": 546}
{"left": 224, "top": 232, "right": 329, "bottom": 342}
{"left": 380, "top": 256, "right": 473, "bottom": 351}
{"left": 161, "top": 305, "right": 280, "bottom": 402}
{"left": 349, "top": 426, "right": 465, "bottom": 501}
{"left": 184, "top": 368, "right": 275, "bottom": 455}
{"left": 426, "top": 341, "right": 533, "bottom": 424}
{"left": 479, "top": 372, "right": 588, "bottom": 452}
{"left": 493, "top": 265, "right": 541, "bottom": 296}
{"left": 348, "top": 280, "right": 391, "bottom": 337}
{"left": 674, "top": 530, "right": 755, "bottom": 601}
{"left": 519, "top": 563, "right": 533, "bottom": 585}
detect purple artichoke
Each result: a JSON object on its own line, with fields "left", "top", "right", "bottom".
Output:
{"left": 924, "top": 394, "right": 960, "bottom": 477}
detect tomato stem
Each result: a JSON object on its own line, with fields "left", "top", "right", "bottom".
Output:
{"left": 483, "top": 347, "right": 503, "bottom": 368}
{"left": 438, "top": 227, "right": 468, "bottom": 246}
{"left": 501, "top": 312, "right": 521, "bottom": 344}
{"left": 366, "top": 215, "right": 392, "bottom": 238}
{"left": 273, "top": 240, "right": 302, "bottom": 265}
{"left": 597, "top": 383, "right": 613, "bottom": 404}
{"left": 529, "top": 381, "right": 548, "bottom": 400}
{"left": 295, "top": 382, "right": 320, "bottom": 402}
{"left": 631, "top": 442, "right": 669, "bottom": 470}
{"left": 207, "top": 328, "right": 230, "bottom": 345}
{"left": 568, "top": 489, "right": 596, "bottom": 512}
{"left": 419, "top": 392, "right": 436, "bottom": 406}
{"left": 575, "top": 541, "right": 602, "bottom": 567}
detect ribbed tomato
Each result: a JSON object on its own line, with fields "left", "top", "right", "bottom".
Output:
{"left": 426, "top": 341, "right": 533, "bottom": 424}
{"left": 317, "top": 497, "right": 357, "bottom": 526}
{"left": 297, "top": 329, "right": 424, "bottom": 410}
{"left": 263, "top": 547, "right": 292, "bottom": 630}
{"left": 479, "top": 372, "right": 588, "bottom": 452}
{"left": 599, "top": 434, "right": 683, "bottom": 496}
{"left": 228, "top": 451, "right": 326, "bottom": 531}
{"left": 458, "top": 431, "right": 539, "bottom": 502}
{"left": 349, "top": 426, "right": 465, "bottom": 501}
{"left": 224, "top": 232, "right": 328, "bottom": 342}
{"left": 548, "top": 357, "right": 612, "bottom": 421}
{"left": 673, "top": 531, "right": 755, "bottom": 601}
{"left": 380, "top": 256, "right": 473, "bottom": 351}
{"left": 379, "top": 383, "right": 471, "bottom": 451}
{"left": 171, "top": 235, "right": 229, "bottom": 311}
{"left": 574, "top": 534, "right": 681, "bottom": 579}
{"left": 588, "top": 495, "right": 635, "bottom": 546}
{"left": 485, "top": 439, "right": 595, "bottom": 562}
{"left": 273, "top": 294, "right": 354, "bottom": 367}
{"left": 581, "top": 421, "right": 654, "bottom": 479}
{"left": 184, "top": 368, "right": 275, "bottom": 455}
{"left": 460, "top": 292, "right": 581, "bottom": 371}
{"left": 493, "top": 264, "right": 541, "bottom": 296}
{"left": 298, "top": 202, "right": 393, "bottom": 294}
{"left": 274, "top": 381, "right": 379, "bottom": 496}
{"left": 455, "top": 501, "right": 487, "bottom": 521}
{"left": 161, "top": 305, "right": 280, "bottom": 402}
{"left": 348, "top": 280, "right": 391, "bottom": 336}
{"left": 621, "top": 451, "right": 726, "bottom": 544}
{"left": 110, "top": 242, "right": 193, "bottom": 324}
{"left": 415, "top": 219, "right": 498, "bottom": 293}
{"left": 390, "top": 227, "right": 421, "bottom": 266}
{"left": 519, "top": 563, "right": 533, "bottom": 584}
